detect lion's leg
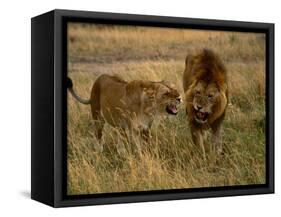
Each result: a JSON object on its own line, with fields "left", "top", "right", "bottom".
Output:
{"left": 90, "top": 83, "right": 105, "bottom": 152}
{"left": 211, "top": 117, "right": 224, "bottom": 155}
{"left": 211, "top": 124, "right": 223, "bottom": 154}
{"left": 127, "top": 127, "right": 142, "bottom": 155}
{"left": 141, "top": 129, "right": 150, "bottom": 144}
{"left": 211, "top": 112, "right": 226, "bottom": 155}
{"left": 91, "top": 108, "right": 105, "bottom": 152}
{"left": 140, "top": 120, "right": 153, "bottom": 146}
{"left": 191, "top": 126, "right": 206, "bottom": 160}
{"left": 92, "top": 118, "right": 105, "bottom": 152}
{"left": 133, "top": 129, "right": 142, "bottom": 153}
{"left": 116, "top": 128, "right": 127, "bottom": 155}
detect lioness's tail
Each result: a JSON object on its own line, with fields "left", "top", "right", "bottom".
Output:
{"left": 67, "top": 77, "right": 91, "bottom": 105}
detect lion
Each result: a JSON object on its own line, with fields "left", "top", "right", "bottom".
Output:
{"left": 67, "top": 74, "right": 181, "bottom": 153}
{"left": 183, "top": 49, "right": 228, "bottom": 157}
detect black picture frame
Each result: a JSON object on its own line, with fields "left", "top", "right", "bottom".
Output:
{"left": 31, "top": 9, "right": 274, "bottom": 207}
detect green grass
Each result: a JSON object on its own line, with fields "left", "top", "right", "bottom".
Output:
{"left": 67, "top": 23, "right": 266, "bottom": 195}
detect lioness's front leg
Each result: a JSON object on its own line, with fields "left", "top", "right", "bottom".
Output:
{"left": 116, "top": 129, "right": 128, "bottom": 156}
{"left": 131, "top": 128, "right": 142, "bottom": 154}
{"left": 123, "top": 121, "right": 141, "bottom": 154}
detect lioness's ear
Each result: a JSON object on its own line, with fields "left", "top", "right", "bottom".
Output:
{"left": 161, "top": 80, "right": 176, "bottom": 89}
{"left": 143, "top": 87, "right": 155, "bottom": 98}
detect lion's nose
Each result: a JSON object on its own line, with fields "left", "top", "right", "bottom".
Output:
{"left": 196, "top": 105, "right": 202, "bottom": 111}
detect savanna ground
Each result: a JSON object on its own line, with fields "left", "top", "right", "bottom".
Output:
{"left": 67, "top": 23, "right": 266, "bottom": 195}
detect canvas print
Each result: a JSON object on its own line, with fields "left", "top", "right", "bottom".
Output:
{"left": 66, "top": 22, "right": 266, "bottom": 195}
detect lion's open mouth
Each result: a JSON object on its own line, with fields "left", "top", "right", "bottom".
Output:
{"left": 166, "top": 104, "right": 178, "bottom": 115}
{"left": 195, "top": 111, "right": 209, "bottom": 123}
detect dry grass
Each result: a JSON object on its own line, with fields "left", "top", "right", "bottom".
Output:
{"left": 67, "top": 23, "right": 266, "bottom": 195}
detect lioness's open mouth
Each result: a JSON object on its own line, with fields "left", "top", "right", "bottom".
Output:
{"left": 166, "top": 104, "right": 178, "bottom": 115}
{"left": 195, "top": 111, "right": 209, "bottom": 123}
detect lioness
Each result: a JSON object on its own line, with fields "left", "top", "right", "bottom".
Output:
{"left": 68, "top": 74, "right": 181, "bottom": 153}
{"left": 183, "top": 49, "right": 228, "bottom": 157}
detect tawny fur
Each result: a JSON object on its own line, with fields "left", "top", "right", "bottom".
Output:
{"left": 68, "top": 74, "right": 181, "bottom": 154}
{"left": 183, "top": 49, "right": 228, "bottom": 157}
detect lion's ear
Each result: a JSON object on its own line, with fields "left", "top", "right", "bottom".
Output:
{"left": 220, "top": 83, "right": 227, "bottom": 92}
{"left": 143, "top": 87, "right": 155, "bottom": 98}
{"left": 183, "top": 54, "right": 195, "bottom": 92}
{"left": 185, "top": 54, "right": 194, "bottom": 67}
{"left": 185, "top": 54, "right": 198, "bottom": 78}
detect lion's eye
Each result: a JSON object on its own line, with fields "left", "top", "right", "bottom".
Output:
{"left": 208, "top": 93, "right": 214, "bottom": 98}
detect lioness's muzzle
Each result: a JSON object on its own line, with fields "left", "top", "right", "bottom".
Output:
{"left": 166, "top": 104, "right": 178, "bottom": 115}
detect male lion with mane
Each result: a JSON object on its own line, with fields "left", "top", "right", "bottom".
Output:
{"left": 183, "top": 49, "right": 228, "bottom": 157}
{"left": 68, "top": 74, "right": 181, "bottom": 154}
